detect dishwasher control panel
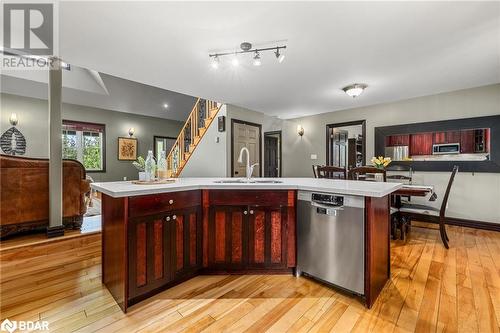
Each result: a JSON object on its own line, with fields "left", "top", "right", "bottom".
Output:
{"left": 311, "top": 193, "right": 343, "bottom": 206}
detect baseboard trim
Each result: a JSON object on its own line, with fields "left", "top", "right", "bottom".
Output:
{"left": 46, "top": 225, "right": 65, "bottom": 238}
{"left": 406, "top": 213, "right": 500, "bottom": 232}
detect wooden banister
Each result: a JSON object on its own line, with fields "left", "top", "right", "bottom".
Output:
{"left": 165, "top": 98, "right": 222, "bottom": 177}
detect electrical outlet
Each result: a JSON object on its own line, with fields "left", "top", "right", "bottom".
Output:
{"left": 310, "top": 154, "right": 318, "bottom": 160}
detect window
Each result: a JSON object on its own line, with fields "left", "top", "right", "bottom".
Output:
{"left": 62, "top": 120, "right": 105, "bottom": 172}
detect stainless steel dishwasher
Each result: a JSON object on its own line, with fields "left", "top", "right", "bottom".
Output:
{"left": 297, "top": 191, "right": 365, "bottom": 295}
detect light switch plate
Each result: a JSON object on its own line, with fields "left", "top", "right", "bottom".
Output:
{"left": 311, "top": 154, "right": 318, "bottom": 160}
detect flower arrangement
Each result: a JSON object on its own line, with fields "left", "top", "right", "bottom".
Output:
{"left": 371, "top": 156, "right": 392, "bottom": 169}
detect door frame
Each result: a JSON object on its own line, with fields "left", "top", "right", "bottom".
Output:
{"left": 326, "top": 120, "right": 366, "bottom": 167}
{"left": 231, "top": 119, "right": 263, "bottom": 177}
{"left": 263, "top": 130, "right": 282, "bottom": 177}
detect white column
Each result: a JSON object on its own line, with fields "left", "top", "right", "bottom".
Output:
{"left": 48, "top": 57, "right": 64, "bottom": 236}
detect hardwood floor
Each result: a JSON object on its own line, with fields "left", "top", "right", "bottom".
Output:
{"left": 1, "top": 224, "right": 499, "bottom": 332}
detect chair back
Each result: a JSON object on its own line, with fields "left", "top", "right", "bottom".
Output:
{"left": 439, "top": 165, "right": 459, "bottom": 218}
{"left": 313, "top": 165, "right": 346, "bottom": 179}
{"left": 348, "top": 166, "right": 387, "bottom": 182}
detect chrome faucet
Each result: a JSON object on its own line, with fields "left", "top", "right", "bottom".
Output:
{"left": 237, "top": 147, "right": 259, "bottom": 180}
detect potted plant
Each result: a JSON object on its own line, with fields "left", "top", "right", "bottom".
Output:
{"left": 132, "top": 156, "right": 146, "bottom": 181}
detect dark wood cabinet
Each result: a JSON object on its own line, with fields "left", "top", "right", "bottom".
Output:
{"left": 410, "top": 133, "right": 433, "bottom": 155}
{"left": 385, "top": 135, "right": 409, "bottom": 147}
{"left": 208, "top": 205, "right": 248, "bottom": 270}
{"left": 460, "top": 130, "right": 475, "bottom": 153}
{"left": 128, "top": 213, "right": 173, "bottom": 301}
{"left": 171, "top": 206, "right": 202, "bottom": 279}
{"left": 127, "top": 191, "right": 202, "bottom": 304}
{"left": 247, "top": 206, "right": 288, "bottom": 269}
{"left": 434, "top": 131, "right": 460, "bottom": 144}
{"left": 206, "top": 190, "right": 293, "bottom": 272}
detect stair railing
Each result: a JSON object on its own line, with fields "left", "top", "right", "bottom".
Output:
{"left": 166, "top": 98, "right": 221, "bottom": 177}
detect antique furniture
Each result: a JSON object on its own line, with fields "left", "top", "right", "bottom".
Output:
{"left": 312, "top": 165, "right": 347, "bottom": 179}
{"left": 0, "top": 155, "right": 90, "bottom": 238}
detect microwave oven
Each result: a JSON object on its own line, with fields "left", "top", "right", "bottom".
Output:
{"left": 432, "top": 143, "right": 460, "bottom": 155}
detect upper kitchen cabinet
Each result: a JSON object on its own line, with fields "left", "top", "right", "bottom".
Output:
{"left": 375, "top": 115, "right": 500, "bottom": 172}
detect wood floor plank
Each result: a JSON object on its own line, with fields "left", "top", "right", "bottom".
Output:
{"left": 1, "top": 224, "right": 499, "bottom": 333}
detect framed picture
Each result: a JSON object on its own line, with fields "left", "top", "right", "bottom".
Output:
{"left": 118, "top": 137, "right": 137, "bottom": 160}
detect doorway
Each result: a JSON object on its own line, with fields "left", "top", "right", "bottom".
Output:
{"left": 264, "top": 131, "right": 282, "bottom": 177}
{"left": 326, "top": 120, "right": 366, "bottom": 170}
{"left": 231, "top": 119, "right": 262, "bottom": 177}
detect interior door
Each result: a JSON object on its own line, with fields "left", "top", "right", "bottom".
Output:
{"left": 264, "top": 136, "right": 279, "bottom": 177}
{"left": 232, "top": 121, "right": 261, "bottom": 177}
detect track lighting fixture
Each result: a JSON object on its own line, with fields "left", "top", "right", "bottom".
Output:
{"left": 253, "top": 51, "right": 261, "bottom": 66}
{"left": 209, "top": 41, "right": 286, "bottom": 68}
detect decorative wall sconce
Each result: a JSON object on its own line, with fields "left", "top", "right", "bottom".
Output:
{"left": 297, "top": 125, "right": 304, "bottom": 137}
{"left": 9, "top": 113, "right": 18, "bottom": 126}
{"left": 128, "top": 127, "right": 135, "bottom": 137}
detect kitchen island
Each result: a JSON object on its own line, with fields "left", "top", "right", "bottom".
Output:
{"left": 91, "top": 178, "right": 401, "bottom": 312}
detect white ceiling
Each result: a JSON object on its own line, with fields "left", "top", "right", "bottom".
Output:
{"left": 1, "top": 70, "right": 197, "bottom": 122}
{"left": 27, "top": 2, "right": 500, "bottom": 119}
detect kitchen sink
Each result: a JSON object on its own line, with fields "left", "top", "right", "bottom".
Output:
{"left": 213, "top": 179, "right": 283, "bottom": 184}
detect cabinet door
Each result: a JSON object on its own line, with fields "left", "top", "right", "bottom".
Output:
{"left": 128, "top": 214, "right": 172, "bottom": 301}
{"left": 171, "top": 206, "right": 202, "bottom": 280}
{"left": 248, "top": 206, "right": 288, "bottom": 269}
{"left": 208, "top": 205, "right": 248, "bottom": 270}
{"left": 460, "top": 130, "right": 475, "bottom": 153}
{"left": 410, "top": 133, "right": 433, "bottom": 155}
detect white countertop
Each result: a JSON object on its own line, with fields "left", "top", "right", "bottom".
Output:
{"left": 91, "top": 178, "right": 402, "bottom": 198}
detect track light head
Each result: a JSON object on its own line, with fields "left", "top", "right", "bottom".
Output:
{"left": 275, "top": 48, "right": 285, "bottom": 63}
{"left": 211, "top": 56, "right": 219, "bottom": 69}
{"left": 253, "top": 51, "right": 261, "bottom": 66}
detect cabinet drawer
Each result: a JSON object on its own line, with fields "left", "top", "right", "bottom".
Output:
{"left": 209, "top": 190, "right": 288, "bottom": 206}
{"left": 129, "top": 190, "right": 201, "bottom": 218}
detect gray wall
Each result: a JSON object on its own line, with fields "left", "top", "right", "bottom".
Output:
{"left": 225, "top": 104, "right": 283, "bottom": 177}
{"left": 281, "top": 84, "right": 500, "bottom": 223}
{"left": 0, "top": 93, "right": 183, "bottom": 182}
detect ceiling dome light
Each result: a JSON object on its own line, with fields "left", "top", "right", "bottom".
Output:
{"left": 275, "top": 48, "right": 285, "bottom": 63}
{"left": 253, "top": 51, "right": 261, "bottom": 66}
{"left": 211, "top": 56, "right": 219, "bottom": 69}
{"left": 342, "top": 83, "right": 367, "bottom": 98}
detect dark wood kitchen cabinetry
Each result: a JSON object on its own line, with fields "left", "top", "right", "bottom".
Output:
{"left": 206, "top": 190, "right": 294, "bottom": 272}
{"left": 247, "top": 205, "right": 288, "bottom": 269}
{"left": 433, "top": 131, "right": 460, "bottom": 144}
{"left": 124, "top": 191, "right": 202, "bottom": 306}
{"left": 385, "top": 134, "right": 410, "bottom": 146}
{"left": 409, "top": 133, "right": 433, "bottom": 155}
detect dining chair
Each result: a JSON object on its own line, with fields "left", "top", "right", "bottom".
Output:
{"left": 399, "top": 165, "right": 459, "bottom": 249}
{"left": 313, "top": 165, "right": 347, "bottom": 179}
{"left": 348, "top": 166, "right": 387, "bottom": 182}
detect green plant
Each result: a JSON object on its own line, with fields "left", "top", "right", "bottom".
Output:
{"left": 132, "top": 156, "right": 146, "bottom": 171}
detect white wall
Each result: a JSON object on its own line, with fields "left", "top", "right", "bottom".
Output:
{"left": 180, "top": 106, "right": 228, "bottom": 177}
{"left": 281, "top": 84, "right": 500, "bottom": 223}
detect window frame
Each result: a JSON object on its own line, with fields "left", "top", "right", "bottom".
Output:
{"left": 62, "top": 120, "right": 106, "bottom": 173}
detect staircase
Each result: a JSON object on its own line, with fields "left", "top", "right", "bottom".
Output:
{"left": 166, "top": 98, "right": 222, "bottom": 177}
